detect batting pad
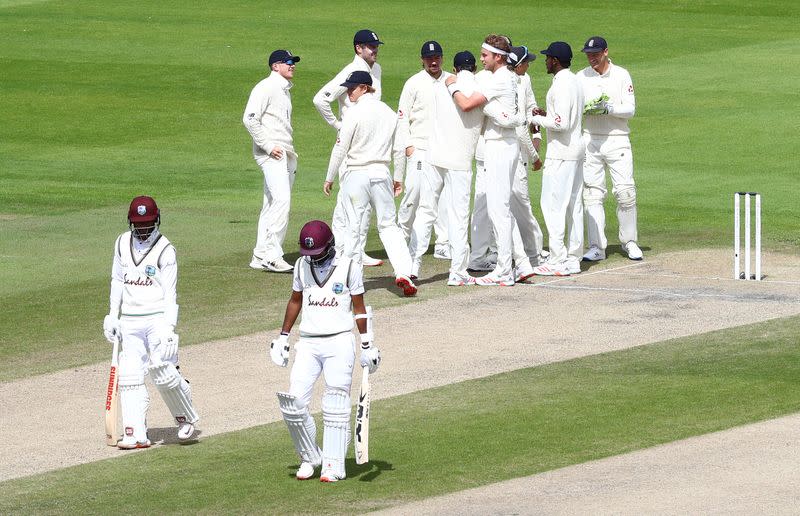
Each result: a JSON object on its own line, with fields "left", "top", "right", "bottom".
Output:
{"left": 322, "top": 388, "right": 351, "bottom": 476}
{"left": 149, "top": 362, "right": 199, "bottom": 425}
{"left": 277, "top": 392, "right": 322, "bottom": 465}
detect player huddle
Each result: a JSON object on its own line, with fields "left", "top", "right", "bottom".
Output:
{"left": 100, "top": 29, "right": 642, "bottom": 483}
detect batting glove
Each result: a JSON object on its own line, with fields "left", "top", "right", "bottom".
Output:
{"left": 270, "top": 334, "right": 290, "bottom": 367}
{"left": 360, "top": 343, "right": 381, "bottom": 374}
{"left": 158, "top": 329, "right": 179, "bottom": 362}
{"left": 103, "top": 314, "right": 119, "bottom": 344}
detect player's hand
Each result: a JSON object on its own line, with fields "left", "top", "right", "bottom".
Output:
{"left": 323, "top": 181, "right": 334, "bottom": 196}
{"left": 270, "top": 334, "right": 290, "bottom": 367}
{"left": 103, "top": 314, "right": 119, "bottom": 344}
{"left": 533, "top": 159, "right": 543, "bottom": 171}
{"left": 405, "top": 146, "right": 415, "bottom": 157}
{"left": 531, "top": 107, "right": 546, "bottom": 117}
{"left": 393, "top": 181, "right": 403, "bottom": 197}
{"left": 270, "top": 146, "right": 284, "bottom": 159}
{"left": 360, "top": 343, "right": 381, "bottom": 374}
{"left": 158, "top": 329, "right": 179, "bottom": 362}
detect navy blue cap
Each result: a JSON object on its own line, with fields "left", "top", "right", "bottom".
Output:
{"left": 269, "top": 49, "right": 300, "bottom": 66}
{"left": 582, "top": 36, "right": 608, "bottom": 53}
{"left": 354, "top": 29, "right": 383, "bottom": 46}
{"left": 508, "top": 45, "right": 536, "bottom": 68}
{"left": 540, "top": 41, "right": 572, "bottom": 64}
{"left": 341, "top": 70, "right": 373, "bottom": 88}
{"left": 453, "top": 50, "right": 476, "bottom": 70}
{"left": 421, "top": 40, "right": 443, "bottom": 57}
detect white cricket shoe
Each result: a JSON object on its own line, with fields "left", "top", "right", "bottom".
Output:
{"left": 177, "top": 422, "right": 195, "bottom": 441}
{"left": 395, "top": 275, "right": 418, "bottom": 297}
{"left": 582, "top": 246, "right": 606, "bottom": 262}
{"left": 565, "top": 259, "right": 582, "bottom": 275}
{"left": 320, "top": 470, "right": 345, "bottom": 483}
{"left": 515, "top": 265, "right": 536, "bottom": 283}
{"left": 117, "top": 436, "right": 151, "bottom": 450}
{"left": 475, "top": 274, "right": 514, "bottom": 286}
{"left": 624, "top": 241, "right": 643, "bottom": 261}
{"left": 296, "top": 462, "right": 318, "bottom": 480}
{"left": 447, "top": 273, "right": 476, "bottom": 286}
{"left": 249, "top": 255, "right": 264, "bottom": 270}
{"left": 532, "top": 262, "right": 571, "bottom": 276}
{"left": 362, "top": 253, "right": 384, "bottom": 267}
{"left": 433, "top": 244, "right": 451, "bottom": 260}
{"left": 263, "top": 257, "right": 294, "bottom": 273}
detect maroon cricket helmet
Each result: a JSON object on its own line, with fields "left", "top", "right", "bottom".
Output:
{"left": 128, "top": 196, "right": 160, "bottom": 224}
{"left": 298, "top": 220, "right": 335, "bottom": 256}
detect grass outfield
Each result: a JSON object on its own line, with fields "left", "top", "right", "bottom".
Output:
{"left": 2, "top": 316, "right": 800, "bottom": 513}
{"left": 2, "top": 1, "right": 800, "bottom": 380}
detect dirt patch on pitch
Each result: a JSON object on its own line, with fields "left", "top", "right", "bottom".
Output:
{"left": 2, "top": 248, "right": 800, "bottom": 500}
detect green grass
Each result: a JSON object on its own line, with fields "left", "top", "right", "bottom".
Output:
{"left": 2, "top": 315, "right": 799, "bottom": 513}
{"left": 2, "top": 0, "right": 800, "bottom": 379}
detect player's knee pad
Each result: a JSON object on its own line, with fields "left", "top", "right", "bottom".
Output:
{"left": 615, "top": 187, "right": 637, "bottom": 209}
{"left": 322, "top": 388, "right": 351, "bottom": 475}
{"left": 583, "top": 186, "right": 606, "bottom": 207}
{"left": 277, "top": 392, "right": 321, "bottom": 465}
{"left": 149, "top": 362, "right": 199, "bottom": 425}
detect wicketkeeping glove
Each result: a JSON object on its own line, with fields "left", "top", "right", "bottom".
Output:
{"left": 583, "top": 93, "right": 610, "bottom": 115}
{"left": 158, "top": 330, "right": 179, "bottom": 362}
{"left": 360, "top": 343, "right": 381, "bottom": 374}
{"left": 103, "top": 314, "right": 119, "bottom": 344}
{"left": 270, "top": 334, "right": 290, "bottom": 367}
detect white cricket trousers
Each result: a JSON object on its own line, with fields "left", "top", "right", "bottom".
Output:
{"left": 253, "top": 153, "right": 296, "bottom": 261}
{"left": 289, "top": 333, "right": 355, "bottom": 408}
{"left": 397, "top": 148, "right": 448, "bottom": 245}
{"left": 340, "top": 170, "right": 413, "bottom": 277}
{"left": 483, "top": 137, "right": 520, "bottom": 280}
{"left": 511, "top": 157, "right": 544, "bottom": 265}
{"left": 540, "top": 158, "right": 584, "bottom": 265}
{"left": 469, "top": 160, "right": 493, "bottom": 264}
{"left": 583, "top": 134, "right": 638, "bottom": 249}
{"left": 409, "top": 165, "right": 472, "bottom": 276}
{"left": 332, "top": 191, "right": 371, "bottom": 256}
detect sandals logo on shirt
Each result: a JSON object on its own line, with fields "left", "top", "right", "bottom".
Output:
{"left": 145, "top": 265, "right": 157, "bottom": 277}
{"left": 332, "top": 282, "right": 344, "bottom": 294}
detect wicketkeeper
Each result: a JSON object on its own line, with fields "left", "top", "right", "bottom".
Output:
{"left": 270, "top": 220, "right": 380, "bottom": 482}
{"left": 102, "top": 196, "right": 199, "bottom": 449}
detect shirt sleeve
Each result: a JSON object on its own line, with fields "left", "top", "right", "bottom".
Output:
{"left": 395, "top": 78, "right": 414, "bottom": 150}
{"left": 158, "top": 245, "right": 179, "bottom": 327}
{"left": 292, "top": 265, "right": 303, "bottom": 292}
{"left": 242, "top": 81, "right": 275, "bottom": 152}
{"left": 109, "top": 235, "right": 124, "bottom": 317}
{"left": 325, "top": 112, "right": 356, "bottom": 182}
{"left": 531, "top": 80, "right": 572, "bottom": 132}
{"left": 313, "top": 69, "right": 349, "bottom": 131}
{"left": 610, "top": 68, "right": 635, "bottom": 119}
{"left": 348, "top": 262, "right": 365, "bottom": 295}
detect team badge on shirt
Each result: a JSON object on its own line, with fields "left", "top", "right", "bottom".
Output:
{"left": 145, "top": 265, "right": 157, "bottom": 277}
{"left": 332, "top": 282, "right": 344, "bottom": 294}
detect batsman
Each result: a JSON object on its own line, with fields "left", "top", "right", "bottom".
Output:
{"left": 102, "top": 196, "right": 199, "bottom": 449}
{"left": 270, "top": 220, "right": 380, "bottom": 482}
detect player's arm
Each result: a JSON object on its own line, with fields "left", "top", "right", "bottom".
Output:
{"left": 608, "top": 69, "right": 635, "bottom": 119}
{"left": 280, "top": 290, "right": 303, "bottom": 335}
{"left": 531, "top": 88, "right": 571, "bottom": 131}
{"left": 395, "top": 80, "right": 414, "bottom": 155}
{"left": 391, "top": 117, "right": 406, "bottom": 191}
{"left": 156, "top": 245, "right": 180, "bottom": 361}
{"left": 325, "top": 114, "right": 356, "bottom": 183}
{"left": 313, "top": 71, "right": 349, "bottom": 131}
{"left": 243, "top": 83, "right": 276, "bottom": 152}
{"left": 103, "top": 236, "right": 124, "bottom": 343}
{"left": 352, "top": 294, "right": 367, "bottom": 335}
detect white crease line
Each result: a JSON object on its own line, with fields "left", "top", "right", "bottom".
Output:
{"left": 528, "top": 261, "right": 648, "bottom": 287}
{"left": 602, "top": 270, "right": 800, "bottom": 286}
{"left": 533, "top": 283, "right": 800, "bottom": 302}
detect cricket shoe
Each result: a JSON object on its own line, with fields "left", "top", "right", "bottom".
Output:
{"left": 296, "top": 461, "right": 319, "bottom": 480}
{"left": 582, "top": 246, "right": 606, "bottom": 262}
{"left": 263, "top": 257, "right": 294, "bottom": 273}
{"left": 475, "top": 274, "right": 514, "bottom": 287}
{"left": 532, "top": 262, "right": 571, "bottom": 276}
{"left": 467, "top": 259, "right": 497, "bottom": 272}
{"left": 362, "top": 253, "right": 384, "bottom": 267}
{"left": 433, "top": 244, "right": 451, "bottom": 260}
{"left": 320, "top": 470, "right": 346, "bottom": 483}
{"left": 177, "top": 422, "right": 195, "bottom": 441}
{"left": 565, "top": 259, "right": 582, "bottom": 275}
{"left": 395, "top": 275, "right": 418, "bottom": 297}
{"left": 624, "top": 241, "right": 643, "bottom": 261}
{"left": 515, "top": 266, "right": 536, "bottom": 283}
{"left": 447, "top": 273, "right": 477, "bottom": 286}
{"left": 117, "top": 436, "right": 151, "bottom": 450}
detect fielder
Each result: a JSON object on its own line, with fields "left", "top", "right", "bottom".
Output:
{"left": 396, "top": 40, "right": 450, "bottom": 258}
{"left": 102, "top": 196, "right": 199, "bottom": 449}
{"left": 577, "top": 36, "right": 643, "bottom": 261}
{"left": 243, "top": 49, "right": 301, "bottom": 273}
{"left": 270, "top": 220, "right": 381, "bottom": 482}
{"left": 530, "top": 42, "right": 586, "bottom": 277}
{"left": 409, "top": 50, "right": 484, "bottom": 286}
{"left": 324, "top": 71, "right": 417, "bottom": 297}
{"left": 313, "top": 29, "right": 385, "bottom": 267}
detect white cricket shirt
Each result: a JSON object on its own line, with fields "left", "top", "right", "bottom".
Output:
{"left": 427, "top": 70, "right": 482, "bottom": 171}
{"left": 577, "top": 62, "right": 635, "bottom": 136}
{"left": 112, "top": 231, "right": 177, "bottom": 319}
{"left": 395, "top": 69, "right": 452, "bottom": 151}
{"left": 242, "top": 71, "right": 296, "bottom": 159}
{"left": 531, "top": 68, "right": 585, "bottom": 161}
{"left": 313, "top": 55, "right": 383, "bottom": 131}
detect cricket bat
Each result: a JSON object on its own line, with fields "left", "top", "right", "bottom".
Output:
{"left": 355, "top": 365, "right": 371, "bottom": 464}
{"left": 104, "top": 334, "right": 121, "bottom": 446}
